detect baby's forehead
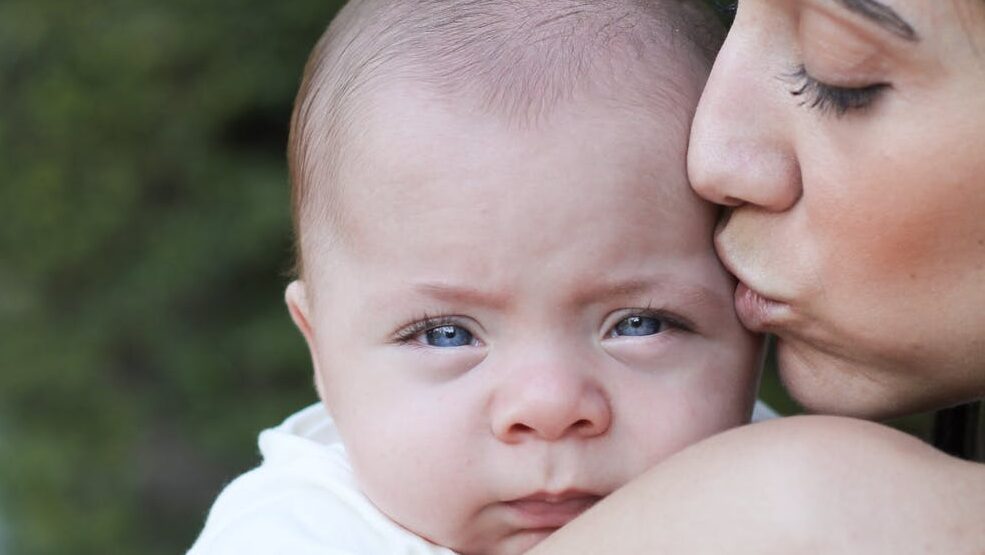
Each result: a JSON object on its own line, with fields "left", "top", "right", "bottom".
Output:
{"left": 290, "top": 0, "right": 725, "bottom": 279}
{"left": 312, "top": 82, "right": 715, "bottom": 267}
{"left": 304, "top": 90, "right": 728, "bottom": 326}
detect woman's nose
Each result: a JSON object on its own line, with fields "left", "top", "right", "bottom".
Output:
{"left": 491, "top": 357, "right": 611, "bottom": 444}
{"left": 687, "top": 23, "right": 801, "bottom": 212}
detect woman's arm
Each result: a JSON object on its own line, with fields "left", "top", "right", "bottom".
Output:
{"left": 531, "top": 415, "right": 985, "bottom": 554}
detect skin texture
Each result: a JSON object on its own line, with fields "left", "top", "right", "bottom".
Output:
{"left": 532, "top": 416, "right": 985, "bottom": 554}
{"left": 689, "top": 0, "right": 985, "bottom": 418}
{"left": 285, "top": 75, "right": 760, "bottom": 554}
{"left": 532, "top": 1, "right": 985, "bottom": 553}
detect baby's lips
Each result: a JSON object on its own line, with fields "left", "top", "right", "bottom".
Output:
{"left": 504, "top": 491, "right": 601, "bottom": 528}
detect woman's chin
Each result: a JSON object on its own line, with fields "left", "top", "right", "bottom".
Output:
{"left": 778, "top": 336, "right": 985, "bottom": 420}
{"left": 775, "top": 339, "right": 917, "bottom": 420}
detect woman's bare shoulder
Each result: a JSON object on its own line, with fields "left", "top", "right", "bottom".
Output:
{"left": 532, "top": 416, "right": 985, "bottom": 554}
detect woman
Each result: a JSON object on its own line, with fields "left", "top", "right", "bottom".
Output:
{"left": 533, "top": 0, "right": 985, "bottom": 551}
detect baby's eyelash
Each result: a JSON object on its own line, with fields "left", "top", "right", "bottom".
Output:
{"left": 640, "top": 308, "right": 694, "bottom": 333}
{"left": 623, "top": 303, "right": 696, "bottom": 334}
{"left": 393, "top": 313, "right": 462, "bottom": 343}
{"left": 785, "top": 65, "right": 889, "bottom": 116}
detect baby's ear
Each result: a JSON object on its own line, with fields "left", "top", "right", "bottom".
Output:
{"left": 285, "top": 281, "right": 328, "bottom": 401}
{"left": 285, "top": 280, "right": 314, "bottom": 341}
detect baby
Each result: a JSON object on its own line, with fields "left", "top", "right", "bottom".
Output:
{"left": 189, "top": 1, "right": 767, "bottom": 554}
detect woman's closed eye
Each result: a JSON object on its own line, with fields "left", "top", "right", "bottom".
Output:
{"left": 786, "top": 65, "right": 890, "bottom": 116}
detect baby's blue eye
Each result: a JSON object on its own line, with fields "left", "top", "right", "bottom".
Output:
{"left": 612, "top": 315, "right": 664, "bottom": 337}
{"left": 425, "top": 325, "right": 474, "bottom": 347}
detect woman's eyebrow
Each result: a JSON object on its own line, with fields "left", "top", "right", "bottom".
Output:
{"left": 831, "top": 0, "right": 920, "bottom": 41}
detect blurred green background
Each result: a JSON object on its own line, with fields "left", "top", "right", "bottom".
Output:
{"left": 0, "top": 1, "right": 929, "bottom": 554}
{"left": 0, "top": 2, "right": 341, "bottom": 553}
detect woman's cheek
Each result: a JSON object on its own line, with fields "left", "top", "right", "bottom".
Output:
{"left": 807, "top": 125, "right": 948, "bottom": 284}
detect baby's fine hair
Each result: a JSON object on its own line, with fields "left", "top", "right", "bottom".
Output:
{"left": 288, "top": 0, "right": 724, "bottom": 277}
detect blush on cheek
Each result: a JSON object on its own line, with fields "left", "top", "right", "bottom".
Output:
{"left": 811, "top": 163, "right": 950, "bottom": 286}
{"left": 844, "top": 211, "right": 982, "bottom": 319}
{"left": 813, "top": 110, "right": 985, "bottom": 287}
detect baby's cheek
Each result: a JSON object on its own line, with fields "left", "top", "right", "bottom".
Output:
{"left": 343, "top": 397, "right": 485, "bottom": 544}
{"left": 619, "top": 352, "right": 755, "bottom": 473}
{"left": 678, "top": 346, "right": 758, "bottom": 432}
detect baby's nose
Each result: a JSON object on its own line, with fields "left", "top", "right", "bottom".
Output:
{"left": 490, "top": 360, "right": 611, "bottom": 443}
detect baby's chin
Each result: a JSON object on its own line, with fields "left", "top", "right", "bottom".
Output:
{"left": 408, "top": 507, "right": 568, "bottom": 555}
{"left": 450, "top": 527, "right": 555, "bottom": 555}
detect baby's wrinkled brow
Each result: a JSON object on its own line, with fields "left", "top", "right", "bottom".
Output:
{"left": 413, "top": 282, "right": 512, "bottom": 310}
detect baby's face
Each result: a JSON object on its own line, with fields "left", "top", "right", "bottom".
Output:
{"left": 290, "top": 82, "right": 759, "bottom": 554}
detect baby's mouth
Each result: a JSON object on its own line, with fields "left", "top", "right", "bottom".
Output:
{"left": 505, "top": 491, "right": 601, "bottom": 529}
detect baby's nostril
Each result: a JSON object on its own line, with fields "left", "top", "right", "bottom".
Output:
{"left": 509, "top": 423, "right": 534, "bottom": 435}
{"left": 573, "top": 419, "right": 591, "bottom": 430}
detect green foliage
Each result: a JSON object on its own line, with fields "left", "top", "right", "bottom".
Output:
{"left": 0, "top": 1, "right": 343, "bottom": 553}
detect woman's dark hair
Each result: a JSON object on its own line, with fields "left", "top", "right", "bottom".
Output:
{"left": 705, "top": 0, "right": 736, "bottom": 24}
{"left": 933, "top": 402, "right": 984, "bottom": 462}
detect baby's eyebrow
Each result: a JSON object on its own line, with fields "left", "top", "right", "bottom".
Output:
{"left": 385, "top": 277, "right": 727, "bottom": 315}
{"left": 567, "top": 277, "right": 728, "bottom": 314}
{"left": 568, "top": 279, "right": 652, "bottom": 306}
{"left": 413, "top": 282, "right": 512, "bottom": 310}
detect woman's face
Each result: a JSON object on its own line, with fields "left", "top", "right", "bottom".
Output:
{"left": 689, "top": 0, "right": 985, "bottom": 418}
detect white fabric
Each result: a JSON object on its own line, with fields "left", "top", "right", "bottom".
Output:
{"left": 752, "top": 399, "right": 779, "bottom": 422}
{"left": 188, "top": 399, "right": 779, "bottom": 555}
{"left": 186, "top": 404, "right": 456, "bottom": 555}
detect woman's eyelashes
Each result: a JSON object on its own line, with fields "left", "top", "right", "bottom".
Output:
{"left": 786, "top": 65, "right": 889, "bottom": 116}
